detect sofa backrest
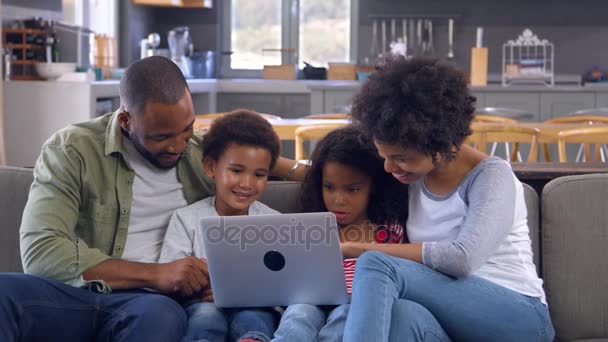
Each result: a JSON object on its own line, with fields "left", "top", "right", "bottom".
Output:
{"left": 0, "top": 169, "right": 541, "bottom": 275}
{"left": 542, "top": 174, "right": 608, "bottom": 341}
{"left": 259, "top": 181, "right": 304, "bottom": 213}
{"left": 0, "top": 167, "right": 34, "bottom": 272}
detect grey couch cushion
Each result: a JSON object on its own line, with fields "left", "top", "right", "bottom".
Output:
{"left": 542, "top": 174, "right": 608, "bottom": 342}
{"left": 259, "top": 181, "right": 304, "bottom": 213}
{"left": 0, "top": 166, "right": 34, "bottom": 272}
{"left": 523, "top": 183, "right": 540, "bottom": 275}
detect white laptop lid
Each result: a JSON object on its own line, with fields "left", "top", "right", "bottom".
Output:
{"left": 200, "top": 212, "right": 348, "bottom": 308}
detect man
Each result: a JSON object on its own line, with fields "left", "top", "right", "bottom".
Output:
{"left": 0, "top": 56, "right": 304, "bottom": 341}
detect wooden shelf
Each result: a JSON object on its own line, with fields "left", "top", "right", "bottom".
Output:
{"left": 3, "top": 28, "right": 47, "bottom": 35}
{"left": 12, "top": 60, "right": 43, "bottom": 65}
{"left": 3, "top": 29, "right": 49, "bottom": 80}
{"left": 5, "top": 44, "right": 45, "bottom": 49}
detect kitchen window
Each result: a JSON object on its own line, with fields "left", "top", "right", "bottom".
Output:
{"left": 221, "top": 0, "right": 358, "bottom": 77}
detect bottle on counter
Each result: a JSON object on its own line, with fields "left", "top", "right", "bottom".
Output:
{"left": 3, "top": 47, "right": 13, "bottom": 81}
{"left": 46, "top": 23, "right": 59, "bottom": 62}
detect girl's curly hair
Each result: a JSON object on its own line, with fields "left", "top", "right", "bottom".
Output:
{"left": 299, "top": 125, "right": 408, "bottom": 228}
{"left": 351, "top": 56, "right": 476, "bottom": 160}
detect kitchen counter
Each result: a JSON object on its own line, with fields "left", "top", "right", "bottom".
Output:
{"left": 83, "top": 79, "right": 608, "bottom": 99}
{"left": 92, "top": 79, "right": 361, "bottom": 95}
{"left": 6, "top": 78, "right": 608, "bottom": 166}
{"left": 92, "top": 78, "right": 218, "bottom": 98}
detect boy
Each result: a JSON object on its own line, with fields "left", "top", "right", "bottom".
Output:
{"left": 160, "top": 109, "right": 281, "bottom": 342}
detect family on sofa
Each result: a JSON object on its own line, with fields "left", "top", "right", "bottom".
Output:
{"left": 0, "top": 56, "right": 554, "bottom": 341}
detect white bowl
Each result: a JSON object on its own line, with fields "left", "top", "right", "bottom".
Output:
{"left": 35, "top": 62, "right": 77, "bottom": 80}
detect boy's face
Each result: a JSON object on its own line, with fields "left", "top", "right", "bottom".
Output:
{"left": 204, "top": 143, "right": 272, "bottom": 216}
{"left": 322, "top": 161, "right": 372, "bottom": 228}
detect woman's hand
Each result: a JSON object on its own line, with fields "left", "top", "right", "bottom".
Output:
{"left": 341, "top": 242, "right": 365, "bottom": 259}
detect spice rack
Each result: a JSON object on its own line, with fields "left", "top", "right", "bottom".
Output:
{"left": 3, "top": 28, "right": 48, "bottom": 80}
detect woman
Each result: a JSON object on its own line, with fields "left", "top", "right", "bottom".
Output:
{"left": 341, "top": 57, "right": 554, "bottom": 342}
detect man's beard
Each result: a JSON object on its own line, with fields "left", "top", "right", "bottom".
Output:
{"left": 129, "top": 133, "right": 181, "bottom": 169}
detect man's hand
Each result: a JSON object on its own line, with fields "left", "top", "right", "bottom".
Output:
{"left": 153, "top": 256, "right": 210, "bottom": 297}
{"left": 201, "top": 287, "right": 214, "bottom": 303}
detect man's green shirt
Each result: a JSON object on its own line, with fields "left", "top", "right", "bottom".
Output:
{"left": 19, "top": 111, "right": 214, "bottom": 290}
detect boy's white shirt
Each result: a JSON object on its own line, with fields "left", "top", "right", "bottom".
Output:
{"left": 159, "top": 196, "right": 279, "bottom": 262}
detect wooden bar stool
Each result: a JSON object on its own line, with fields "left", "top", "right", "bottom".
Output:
{"left": 294, "top": 124, "right": 348, "bottom": 160}
{"left": 468, "top": 123, "right": 540, "bottom": 162}
{"left": 196, "top": 112, "right": 282, "bottom": 120}
{"left": 543, "top": 114, "right": 608, "bottom": 162}
{"left": 557, "top": 126, "right": 608, "bottom": 162}
{"left": 303, "top": 113, "right": 351, "bottom": 120}
{"left": 475, "top": 107, "right": 535, "bottom": 121}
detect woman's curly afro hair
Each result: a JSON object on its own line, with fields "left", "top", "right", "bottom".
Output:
{"left": 351, "top": 56, "right": 476, "bottom": 160}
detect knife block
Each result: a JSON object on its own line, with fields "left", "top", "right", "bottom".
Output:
{"left": 470, "top": 47, "right": 488, "bottom": 86}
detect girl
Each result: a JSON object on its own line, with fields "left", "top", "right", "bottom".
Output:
{"left": 342, "top": 57, "right": 554, "bottom": 341}
{"left": 272, "top": 125, "right": 408, "bottom": 341}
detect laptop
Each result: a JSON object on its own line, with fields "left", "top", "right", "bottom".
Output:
{"left": 200, "top": 212, "right": 349, "bottom": 308}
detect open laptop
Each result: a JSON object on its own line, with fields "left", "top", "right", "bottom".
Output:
{"left": 200, "top": 212, "right": 349, "bottom": 308}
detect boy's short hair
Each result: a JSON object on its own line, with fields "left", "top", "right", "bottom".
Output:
{"left": 202, "top": 109, "right": 281, "bottom": 169}
{"left": 351, "top": 56, "right": 476, "bottom": 161}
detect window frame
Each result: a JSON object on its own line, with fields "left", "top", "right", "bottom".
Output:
{"left": 219, "top": 0, "right": 359, "bottom": 78}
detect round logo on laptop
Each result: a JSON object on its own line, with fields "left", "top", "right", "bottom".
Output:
{"left": 263, "top": 250, "right": 285, "bottom": 271}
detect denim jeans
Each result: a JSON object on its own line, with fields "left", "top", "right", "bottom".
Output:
{"left": 344, "top": 252, "right": 555, "bottom": 342}
{"left": 0, "top": 273, "right": 187, "bottom": 342}
{"left": 271, "top": 304, "right": 325, "bottom": 342}
{"left": 318, "top": 304, "right": 349, "bottom": 342}
{"left": 185, "top": 301, "right": 277, "bottom": 342}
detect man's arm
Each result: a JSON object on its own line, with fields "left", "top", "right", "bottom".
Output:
{"left": 20, "top": 142, "right": 210, "bottom": 295}
{"left": 271, "top": 156, "right": 309, "bottom": 182}
{"left": 82, "top": 257, "right": 210, "bottom": 297}
{"left": 20, "top": 143, "right": 111, "bottom": 285}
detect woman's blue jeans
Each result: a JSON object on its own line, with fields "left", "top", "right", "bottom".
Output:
{"left": 343, "top": 251, "right": 555, "bottom": 342}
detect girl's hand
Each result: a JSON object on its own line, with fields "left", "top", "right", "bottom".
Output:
{"left": 341, "top": 242, "right": 365, "bottom": 259}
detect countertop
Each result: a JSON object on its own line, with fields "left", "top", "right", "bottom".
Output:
{"left": 9, "top": 79, "right": 608, "bottom": 97}
{"left": 110, "top": 79, "right": 608, "bottom": 93}
{"left": 91, "top": 79, "right": 352, "bottom": 94}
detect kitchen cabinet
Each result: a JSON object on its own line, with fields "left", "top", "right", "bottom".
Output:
{"left": 132, "top": 0, "right": 212, "bottom": 8}
{"left": 310, "top": 89, "right": 359, "bottom": 114}
{"left": 217, "top": 93, "right": 309, "bottom": 118}
{"left": 217, "top": 93, "right": 310, "bottom": 159}
{"left": 594, "top": 93, "right": 608, "bottom": 108}
{"left": 283, "top": 95, "right": 311, "bottom": 118}
{"left": 323, "top": 91, "right": 357, "bottom": 113}
{"left": 470, "top": 91, "right": 486, "bottom": 108}
{"left": 484, "top": 93, "right": 541, "bottom": 121}
{"left": 540, "top": 93, "right": 596, "bottom": 121}
{"left": 218, "top": 94, "right": 283, "bottom": 115}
